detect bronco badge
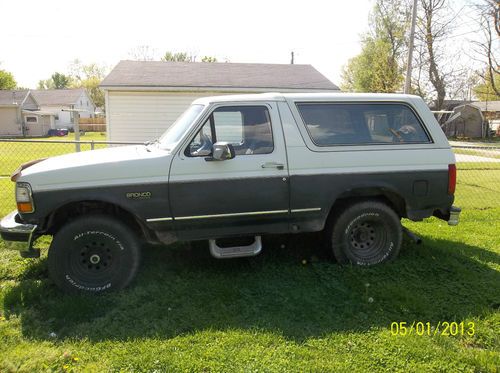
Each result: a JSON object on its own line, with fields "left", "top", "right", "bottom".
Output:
{"left": 126, "top": 191, "right": 152, "bottom": 200}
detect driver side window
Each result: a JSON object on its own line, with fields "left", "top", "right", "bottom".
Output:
{"left": 187, "top": 105, "right": 274, "bottom": 157}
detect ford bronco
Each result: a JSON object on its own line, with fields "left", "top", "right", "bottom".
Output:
{"left": 1, "top": 93, "right": 461, "bottom": 293}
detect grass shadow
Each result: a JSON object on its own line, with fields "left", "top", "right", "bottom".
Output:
{"left": 2, "top": 233, "right": 499, "bottom": 342}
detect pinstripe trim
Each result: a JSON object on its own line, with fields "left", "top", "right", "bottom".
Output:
{"left": 290, "top": 208, "right": 322, "bottom": 213}
{"left": 147, "top": 208, "right": 322, "bottom": 222}
{"left": 146, "top": 217, "right": 173, "bottom": 222}
{"left": 175, "top": 209, "right": 289, "bottom": 220}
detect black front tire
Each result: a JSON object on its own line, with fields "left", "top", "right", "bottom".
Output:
{"left": 329, "top": 201, "right": 402, "bottom": 265}
{"left": 48, "top": 215, "right": 141, "bottom": 293}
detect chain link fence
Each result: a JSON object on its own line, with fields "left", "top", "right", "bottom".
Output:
{"left": 0, "top": 139, "right": 499, "bottom": 221}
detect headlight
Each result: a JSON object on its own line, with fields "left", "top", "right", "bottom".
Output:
{"left": 16, "top": 182, "right": 35, "bottom": 213}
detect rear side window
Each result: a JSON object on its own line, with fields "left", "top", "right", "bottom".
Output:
{"left": 296, "top": 103, "right": 431, "bottom": 146}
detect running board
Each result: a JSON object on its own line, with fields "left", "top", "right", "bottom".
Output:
{"left": 209, "top": 236, "right": 262, "bottom": 259}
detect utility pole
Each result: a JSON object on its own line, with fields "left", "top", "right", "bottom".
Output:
{"left": 291, "top": 51, "right": 294, "bottom": 64}
{"left": 62, "top": 108, "right": 85, "bottom": 152}
{"left": 405, "top": 0, "right": 418, "bottom": 94}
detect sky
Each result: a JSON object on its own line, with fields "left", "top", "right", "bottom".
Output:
{"left": 0, "top": 0, "right": 374, "bottom": 89}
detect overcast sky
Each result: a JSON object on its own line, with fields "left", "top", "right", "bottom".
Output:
{"left": 0, "top": 0, "right": 376, "bottom": 88}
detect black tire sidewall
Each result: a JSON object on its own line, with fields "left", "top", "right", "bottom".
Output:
{"left": 48, "top": 215, "right": 140, "bottom": 293}
{"left": 331, "top": 201, "right": 402, "bottom": 266}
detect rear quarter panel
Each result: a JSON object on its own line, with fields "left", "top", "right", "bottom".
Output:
{"left": 278, "top": 97, "right": 454, "bottom": 232}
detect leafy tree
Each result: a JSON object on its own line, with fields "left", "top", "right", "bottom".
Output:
{"left": 0, "top": 69, "right": 17, "bottom": 90}
{"left": 69, "top": 60, "right": 107, "bottom": 110}
{"left": 474, "top": 71, "right": 500, "bottom": 101}
{"left": 342, "top": 38, "right": 403, "bottom": 92}
{"left": 161, "top": 51, "right": 194, "bottom": 62}
{"left": 201, "top": 56, "right": 217, "bottom": 63}
{"left": 161, "top": 51, "right": 218, "bottom": 62}
{"left": 38, "top": 72, "right": 72, "bottom": 89}
{"left": 52, "top": 72, "right": 71, "bottom": 89}
{"left": 341, "top": 0, "right": 408, "bottom": 92}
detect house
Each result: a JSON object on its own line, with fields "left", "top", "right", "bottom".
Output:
{"left": 31, "top": 88, "right": 95, "bottom": 129}
{"left": 0, "top": 90, "right": 55, "bottom": 137}
{"left": 470, "top": 101, "right": 500, "bottom": 120}
{"left": 100, "top": 60, "right": 339, "bottom": 142}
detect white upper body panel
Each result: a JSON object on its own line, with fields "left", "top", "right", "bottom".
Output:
{"left": 17, "top": 92, "right": 454, "bottom": 192}
{"left": 19, "top": 145, "right": 171, "bottom": 192}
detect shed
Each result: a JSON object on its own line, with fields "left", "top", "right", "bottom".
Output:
{"left": 100, "top": 60, "right": 339, "bottom": 142}
{"left": 442, "top": 104, "right": 486, "bottom": 138}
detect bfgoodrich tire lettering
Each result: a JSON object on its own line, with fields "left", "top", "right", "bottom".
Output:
{"left": 48, "top": 215, "right": 140, "bottom": 293}
{"left": 330, "top": 201, "right": 402, "bottom": 265}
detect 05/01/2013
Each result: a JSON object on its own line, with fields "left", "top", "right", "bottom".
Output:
{"left": 390, "top": 321, "right": 475, "bottom": 336}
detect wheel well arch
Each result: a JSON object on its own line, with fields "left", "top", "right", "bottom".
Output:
{"left": 44, "top": 200, "right": 148, "bottom": 239}
{"left": 325, "top": 187, "right": 407, "bottom": 227}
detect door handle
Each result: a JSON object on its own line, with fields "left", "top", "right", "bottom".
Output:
{"left": 261, "top": 162, "right": 284, "bottom": 170}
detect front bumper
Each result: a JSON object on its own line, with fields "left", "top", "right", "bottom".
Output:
{"left": 0, "top": 211, "right": 38, "bottom": 253}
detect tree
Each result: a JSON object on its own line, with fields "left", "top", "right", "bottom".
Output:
{"left": 69, "top": 60, "right": 107, "bottom": 110}
{"left": 470, "top": 0, "right": 500, "bottom": 97}
{"left": 474, "top": 71, "right": 500, "bottom": 101}
{"left": 161, "top": 51, "right": 195, "bottom": 62}
{"left": 201, "top": 56, "right": 217, "bottom": 63}
{"left": 341, "top": 38, "right": 404, "bottom": 92}
{"left": 128, "top": 45, "right": 156, "bottom": 61}
{"left": 161, "top": 51, "right": 218, "bottom": 62}
{"left": 410, "top": 0, "right": 467, "bottom": 109}
{"left": 37, "top": 72, "right": 71, "bottom": 89}
{"left": 0, "top": 69, "right": 17, "bottom": 90}
{"left": 341, "top": 0, "right": 409, "bottom": 92}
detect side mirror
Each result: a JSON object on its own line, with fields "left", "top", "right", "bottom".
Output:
{"left": 210, "top": 142, "right": 236, "bottom": 161}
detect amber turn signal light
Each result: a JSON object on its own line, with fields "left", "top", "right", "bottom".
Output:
{"left": 17, "top": 202, "right": 34, "bottom": 213}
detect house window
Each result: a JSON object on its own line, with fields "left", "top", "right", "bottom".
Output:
{"left": 25, "top": 116, "right": 38, "bottom": 123}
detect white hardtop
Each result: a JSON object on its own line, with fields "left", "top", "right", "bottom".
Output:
{"left": 192, "top": 92, "right": 423, "bottom": 105}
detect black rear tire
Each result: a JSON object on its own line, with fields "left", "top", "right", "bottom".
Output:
{"left": 48, "top": 215, "right": 141, "bottom": 293}
{"left": 329, "top": 200, "right": 402, "bottom": 265}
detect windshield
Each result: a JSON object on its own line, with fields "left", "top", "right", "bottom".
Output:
{"left": 158, "top": 104, "right": 205, "bottom": 149}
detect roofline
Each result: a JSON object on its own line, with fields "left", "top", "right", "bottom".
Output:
{"left": 31, "top": 88, "right": 89, "bottom": 106}
{"left": 100, "top": 85, "right": 340, "bottom": 92}
{"left": 23, "top": 90, "right": 40, "bottom": 108}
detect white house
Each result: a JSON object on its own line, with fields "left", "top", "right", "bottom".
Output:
{"left": 0, "top": 90, "right": 55, "bottom": 137}
{"left": 100, "top": 61, "right": 339, "bottom": 142}
{"left": 31, "top": 89, "right": 95, "bottom": 129}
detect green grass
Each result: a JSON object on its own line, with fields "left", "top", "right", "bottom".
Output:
{"left": 0, "top": 215, "right": 498, "bottom": 371}
{"left": 0, "top": 140, "right": 499, "bottom": 371}
{"left": 454, "top": 148, "right": 500, "bottom": 159}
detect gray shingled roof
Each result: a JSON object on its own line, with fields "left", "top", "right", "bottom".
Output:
{"left": 0, "top": 90, "right": 30, "bottom": 105}
{"left": 101, "top": 60, "right": 339, "bottom": 90}
{"left": 31, "top": 88, "right": 85, "bottom": 106}
{"left": 472, "top": 101, "right": 500, "bottom": 112}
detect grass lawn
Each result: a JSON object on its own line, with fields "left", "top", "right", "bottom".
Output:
{"left": 0, "top": 144, "right": 498, "bottom": 371}
{"left": 0, "top": 133, "right": 108, "bottom": 178}
{"left": 454, "top": 148, "right": 500, "bottom": 160}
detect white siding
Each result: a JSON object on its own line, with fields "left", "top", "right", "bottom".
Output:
{"left": 107, "top": 91, "right": 232, "bottom": 142}
{"left": 74, "top": 91, "right": 94, "bottom": 118}
{"left": 0, "top": 107, "right": 22, "bottom": 136}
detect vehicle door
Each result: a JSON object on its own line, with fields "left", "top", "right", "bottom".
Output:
{"left": 169, "top": 102, "right": 290, "bottom": 240}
